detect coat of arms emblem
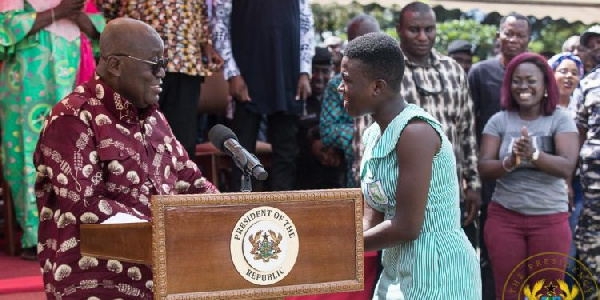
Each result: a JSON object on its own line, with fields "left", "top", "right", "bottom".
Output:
{"left": 231, "top": 206, "right": 299, "bottom": 285}
{"left": 249, "top": 230, "right": 283, "bottom": 262}
{"left": 523, "top": 279, "right": 578, "bottom": 300}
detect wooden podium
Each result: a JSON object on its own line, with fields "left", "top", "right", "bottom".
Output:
{"left": 80, "top": 189, "right": 364, "bottom": 299}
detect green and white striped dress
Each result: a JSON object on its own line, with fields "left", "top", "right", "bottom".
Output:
{"left": 361, "top": 104, "right": 481, "bottom": 299}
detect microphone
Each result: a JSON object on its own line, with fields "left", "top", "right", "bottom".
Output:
{"left": 208, "top": 124, "right": 268, "bottom": 181}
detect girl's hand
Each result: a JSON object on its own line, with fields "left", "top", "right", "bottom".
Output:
{"left": 513, "top": 126, "right": 535, "bottom": 161}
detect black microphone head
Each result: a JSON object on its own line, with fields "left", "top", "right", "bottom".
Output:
{"left": 208, "top": 124, "right": 238, "bottom": 152}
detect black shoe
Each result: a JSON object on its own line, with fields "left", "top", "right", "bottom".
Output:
{"left": 20, "top": 247, "right": 37, "bottom": 261}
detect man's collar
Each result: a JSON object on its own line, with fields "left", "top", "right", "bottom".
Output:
{"left": 404, "top": 49, "right": 443, "bottom": 68}
{"left": 86, "top": 74, "right": 157, "bottom": 124}
{"left": 585, "top": 64, "right": 600, "bottom": 78}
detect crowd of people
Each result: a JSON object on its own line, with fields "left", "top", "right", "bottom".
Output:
{"left": 1, "top": 0, "right": 600, "bottom": 299}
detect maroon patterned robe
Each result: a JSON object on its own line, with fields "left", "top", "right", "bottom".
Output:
{"left": 34, "top": 75, "right": 219, "bottom": 299}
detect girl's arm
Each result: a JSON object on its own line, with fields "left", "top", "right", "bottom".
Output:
{"left": 364, "top": 120, "right": 439, "bottom": 252}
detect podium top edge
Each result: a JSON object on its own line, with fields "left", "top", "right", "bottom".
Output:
{"left": 150, "top": 188, "right": 363, "bottom": 206}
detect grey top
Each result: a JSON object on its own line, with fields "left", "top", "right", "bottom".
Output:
{"left": 483, "top": 109, "right": 577, "bottom": 215}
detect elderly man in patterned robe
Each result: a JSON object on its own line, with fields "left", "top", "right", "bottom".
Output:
{"left": 33, "top": 18, "right": 219, "bottom": 300}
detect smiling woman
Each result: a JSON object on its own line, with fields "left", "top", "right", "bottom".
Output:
{"left": 548, "top": 52, "right": 583, "bottom": 111}
{"left": 546, "top": 51, "right": 584, "bottom": 289}
{"left": 477, "top": 52, "right": 580, "bottom": 299}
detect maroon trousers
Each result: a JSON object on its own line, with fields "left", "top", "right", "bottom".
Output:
{"left": 484, "top": 201, "right": 571, "bottom": 300}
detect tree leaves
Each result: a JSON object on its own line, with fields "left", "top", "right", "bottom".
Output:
{"left": 311, "top": 2, "right": 598, "bottom": 59}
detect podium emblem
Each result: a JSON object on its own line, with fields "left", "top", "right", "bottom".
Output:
{"left": 503, "top": 252, "right": 599, "bottom": 299}
{"left": 231, "top": 206, "right": 299, "bottom": 285}
{"left": 249, "top": 230, "right": 283, "bottom": 262}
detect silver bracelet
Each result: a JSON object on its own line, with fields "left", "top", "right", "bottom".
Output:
{"left": 502, "top": 156, "right": 515, "bottom": 172}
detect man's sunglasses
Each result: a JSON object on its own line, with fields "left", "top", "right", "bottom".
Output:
{"left": 110, "top": 55, "right": 169, "bottom": 76}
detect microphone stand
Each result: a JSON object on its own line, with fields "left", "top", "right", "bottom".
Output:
{"left": 220, "top": 140, "right": 266, "bottom": 192}
{"left": 231, "top": 152, "right": 264, "bottom": 192}
{"left": 240, "top": 171, "right": 252, "bottom": 192}
{"left": 209, "top": 125, "right": 267, "bottom": 192}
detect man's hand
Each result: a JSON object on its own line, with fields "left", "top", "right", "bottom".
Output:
{"left": 463, "top": 189, "right": 481, "bottom": 227}
{"left": 567, "top": 181, "right": 574, "bottom": 212}
{"left": 229, "top": 75, "right": 251, "bottom": 102}
{"left": 321, "top": 148, "right": 342, "bottom": 167}
{"left": 296, "top": 73, "right": 311, "bottom": 101}
{"left": 202, "top": 44, "right": 224, "bottom": 71}
{"left": 311, "top": 139, "right": 341, "bottom": 167}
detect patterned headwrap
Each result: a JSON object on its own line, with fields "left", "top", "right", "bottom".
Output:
{"left": 548, "top": 52, "right": 584, "bottom": 77}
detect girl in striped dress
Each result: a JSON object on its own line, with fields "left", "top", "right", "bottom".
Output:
{"left": 338, "top": 32, "right": 481, "bottom": 299}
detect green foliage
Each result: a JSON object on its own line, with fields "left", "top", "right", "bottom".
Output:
{"left": 311, "top": 2, "right": 399, "bottom": 40}
{"left": 311, "top": 2, "right": 599, "bottom": 61}
{"left": 311, "top": 3, "right": 497, "bottom": 62}
{"left": 384, "top": 28, "right": 398, "bottom": 39}
{"left": 528, "top": 19, "right": 589, "bottom": 54}
{"left": 435, "top": 19, "right": 497, "bottom": 62}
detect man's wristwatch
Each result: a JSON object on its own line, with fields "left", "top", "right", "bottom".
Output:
{"left": 531, "top": 148, "right": 540, "bottom": 162}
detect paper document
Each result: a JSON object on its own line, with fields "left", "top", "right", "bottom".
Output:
{"left": 101, "top": 212, "right": 148, "bottom": 224}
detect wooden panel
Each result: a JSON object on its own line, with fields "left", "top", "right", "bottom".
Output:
{"left": 151, "top": 189, "right": 363, "bottom": 300}
{"left": 162, "top": 201, "right": 356, "bottom": 292}
{"left": 80, "top": 223, "right": 152, "bottom": 265}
